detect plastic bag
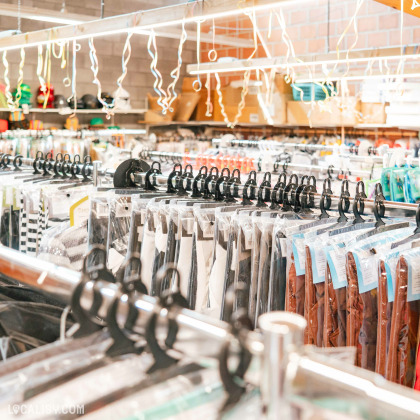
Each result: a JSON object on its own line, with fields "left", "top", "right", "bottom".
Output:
{"left": 386, "top": 250, "right": 420, "bottom": 387}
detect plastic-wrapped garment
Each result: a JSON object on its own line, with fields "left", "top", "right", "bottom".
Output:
{"left": 151, "top": 205, "right": 169, "bottom": 293}
{"left": 127, "top": 197, "right": 149, "bottom": 257}
{"left": 0, "top": 330, "right": 107, "bottom": 380}
{"left": 80, "top": 367, "right": 222, "bottom": 420}
{"left": 140, "top": 197, "right": 171, "bottom": 293}
{"left": 345, "top": 227, "right": 414, "bottom": 371}
{"left": 37, "top": 221, "right": 87, "bottom": 271}
{"left": 346, "top": 251, "right": 378, "bottom": 372}
{"left": 254, "top": 213, "right": 279, "bottom": 324}
{"left": 377, "top": 259, "right": 393, "bottom": 376}
{"left": 0, "top": 332, "right": 110, "bottom": 404}
{"left": 208, "top": 206, "right": 242, "bottom": 319}
{"left": 0, "top": 353, "right": 154, "bottom": 419}
{"left": 305, "top": 246, "right": 324, "bottom": 347}
{"left": 0, "top": 302, "right": 73, "bottom": 361}
{"left": 107, "top": 193, "right": 137, "bottom": 274}
{"left": 324, "top": 263, "right": 346, "bottom": 347}
{"left": 376, "top": 244, "right": 413, "bottom": 376}
{"left": 188, "top": 206, "right": 217, "bottom": 312}
{"left": 233, "top": 211, "right": 256, "bottom": 313}
{"left": 87, "top": 194, "right": 109, "bottom": 268}
{"left": 386, "top": 252, "right": 420, "bottom": 387}
{"left": 0, "top": 209, "right": 19, "bottom": 249}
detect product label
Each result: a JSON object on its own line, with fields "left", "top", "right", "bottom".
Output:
{"left": 96, "top": 203, "right": 109, "bottom": 218}
{"left": 405, "top": 249, "right": 420, "bottom": 301}
{"left": 354, "top": 252, "right": 378, "bottom": 293}
{"left": 292, "top": 235, "right": 306, "bottom": 276}
{"left": 116, "top": 202, "right": 132, "bottom": 218}
{"left": 70, "top": 196, "right": 90, "bottom": 227}
{"left": 326, "top": 244, "right": 347, "bottom": 289}
{"left": 5, "top": 186, "right": 13, "bottom": 206}
{"left": 310, "top": 245, "right": 326, "bottom": 284}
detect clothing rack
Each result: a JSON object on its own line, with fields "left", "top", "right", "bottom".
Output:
{"left": 129, "top": 165, "right": 418, "bottom": 215}
{"left": 139, "top": 150, "right": 375, "bottom": 178}
{"left": 0, "top": 128, "right": 147, "bottom": 139}
{"left": 0, "top": 245, "right": 419, "bottom": 419}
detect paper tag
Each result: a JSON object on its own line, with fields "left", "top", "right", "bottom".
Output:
{"left": 223, "top": 227, "right": 229, "bottom": 243}
{"left": 354, "top": 253, "right": 378, "bottom": 293}
{"left": 243, "top": 227, "right": 253, "bottom": 250}
{"left": 50, "top": 197, "right": 70, "bottom": 218}
{"left": 116, "top": 202, "right": 132, "bottom": 218}
{"left": 249, "top": 113, "right": 259, "bottom": 123}
{"left": 185, "top": 218, "right": 194, "bottom": 235}
{"left": 406, "top": 251, "right": 420, "bottom": 301}
{"left": 314, "top": 247, "right": 326, "bottom": 279}
{"left": 140, "top": 209, "right": 146, "bottom": 225}
{"left": 200, "top": 220, "right": 214, "bottom": 239}
{"left": 96, "top": 203, "right": 109, "bottom": 218}
{"left": 137, "top": 225, "right": 144, "bottom": 242}
{"left": 5, "top": 186, "right": 13, "bottom": 206}
{"left": 107, "top": 248, "right": 125, "bottom": 274}
{"left": 292, "top": 235, "right": 306, "bottom": 276}
{"left": 326, "top": 245, "right": 347, "bottom": 289}
{"left": 70, "top": 196, "right": 90, "bottom": 227}
{"left": 279, "top": 237, "right": 287, "bottom": 256}
{"left": 230, "top": 240, "right": 237, "bottom": 270}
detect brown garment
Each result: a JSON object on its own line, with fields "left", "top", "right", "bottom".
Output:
{"left": 386, "top": 257, "right": 420, "bottom": 387}
{"left": 286, "top": 252, "right": 305, "bottom": 316}
{"left": 376, "top": 260, "right": 393, "bottom": 376}
{"left": 324, "top": 263, "right": 346, "bottom": 347}
{"left": 346, "top": 252, "right": 377, "bottom": 371}
{"left": 305, "top": 247, "right": 324, "bottom": 346}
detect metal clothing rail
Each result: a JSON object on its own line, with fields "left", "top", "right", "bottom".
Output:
{"left": 139, "top": 150, "right": 375, "bottom": 178}
{"left": 132, "top": 168, "right": 418, "bottom": 214}
{"left": 0, "top": 246, "right": 420, "bottom": 419}
{"left": 0, "top": 129, "right": 147, "bottom": 138}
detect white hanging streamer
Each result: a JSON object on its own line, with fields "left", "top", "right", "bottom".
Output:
{"left": 0, "top": 337, "right": 9, "bottom": 361}
{"left": 165, "top": 21, "right": 188, "bottom": 112}
{"left": 147, "top": 30, "right": 168, "bottom": 114}
{"left": 2, "top": 51, "right": 15, "bottom": 110}
{"left": 67, "top": 40, "right": 81, "bottom": 118}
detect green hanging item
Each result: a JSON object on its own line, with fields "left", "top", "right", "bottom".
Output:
{"left": 380, "top": 168, "right": 393, "bottom": 201}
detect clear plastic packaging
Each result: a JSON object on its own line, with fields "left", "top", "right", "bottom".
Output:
{"left": 386, "top": 250, "right": 420, "bottom": 387}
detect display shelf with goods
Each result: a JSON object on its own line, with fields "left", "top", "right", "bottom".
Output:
{"left": 1, "top": 0, "right": 420, "bottom": 418}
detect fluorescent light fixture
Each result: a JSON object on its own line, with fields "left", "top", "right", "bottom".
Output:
{"left": 187, "top": 53, "right": 420, "bottom": 75}
{"left": 29, "top": 16, "right": 83, "bottom": 25}
{"left": 0, "top": 0, "right": 311, "bottom": 51}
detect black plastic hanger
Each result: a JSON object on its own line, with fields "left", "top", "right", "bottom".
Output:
{"left": 282, "top": 174, "right": 299, "bottom": 212}
{"left": 191, "top": 165, "right": 208, "bottom": 198}
{"left": 215, "top": 167, "right": 230, "bottom": 201}
{"left": 270, "top": 172, "right": 287, "bottom": 210}
{"left": 242, "top": 170, "right": 257, "bottom": 206}
{"left": 256, "top": 172, "right": 271, "bottom": 208}
{"left": 352, "top": 180, "right": 367, "bottom": 224}
{"left": 177, "top": 164, "right": 194, "bottom": 196}
{"left": 319, "top": 178, "right": 333, "bottom": 219}
{"left": 203, "top": 166, "right": 219, "bottom": 199}
{"left": 218, "top": 284, "right": 252, "bottom": 414}
{"left": 145, "top": 264, "right": 188, "bottom": 374}
{"left": 225, "top": 168, "right": 241, "bottom": 203}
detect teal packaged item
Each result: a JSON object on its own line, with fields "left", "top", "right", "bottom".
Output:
{"left": 404, "top": 168, "right": 420, "bottom": 203}
{"left": 390, "top": 167, "right": 407, "bottom": 202}
{"left": 380, "top": 168, "right": 392, "bottom": 201}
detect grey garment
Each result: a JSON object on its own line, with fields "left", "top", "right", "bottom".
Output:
{"left": 38, "top": 221, "right": 88, "bottom": 271}
{"left": 221, "top": 231, "right": 237, "bottom": 321}
{"left": 268, "top": 231, "right": 287, "bottom": 312}
{"left": 208, "top": 240, "right": 227, "bottom": 318}
{"left": 140, "top": 221, "right": 156, "bottom": 293}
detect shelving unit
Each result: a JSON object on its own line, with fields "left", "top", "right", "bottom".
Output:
{"left": 0, "top": 108, "right": 147, "bottom": 115}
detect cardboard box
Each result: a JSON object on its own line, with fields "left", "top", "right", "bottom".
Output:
{"left": 213, "top": 84, "right": 291, "bottom": 125}
{"left": 174, "top": 93, "right": 200, "bottom": 122}
{"left": 274, "top": 74, "right": 293, "bottom": 95}
{"left": 193, "top": 90, "right": 213, "bottom": 122}
{"left": 287, "top": 97, "right": 360, "bottom": 126}
{"left": 181, "top": 77, "right": 199, "bottom": 93}
{"left": 360, "top": 102, "right": 386, "bottom": 124}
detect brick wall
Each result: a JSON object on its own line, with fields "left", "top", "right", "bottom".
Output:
{"left": 0, "top": 0, "right": 194, "bottom": 113}
{"left": 201, "top": 0, "right": 420, "bottom": 89}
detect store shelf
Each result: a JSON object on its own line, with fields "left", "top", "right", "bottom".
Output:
{"left": 0, "top": 108, "right": 147, "bottom": 114}
{"left": 140, "top": 120, "right": 420, "bottom": 130}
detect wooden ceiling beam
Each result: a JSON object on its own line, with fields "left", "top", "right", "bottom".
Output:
{"left": 374, "top": 0, "right": 420, "bottom": 18}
